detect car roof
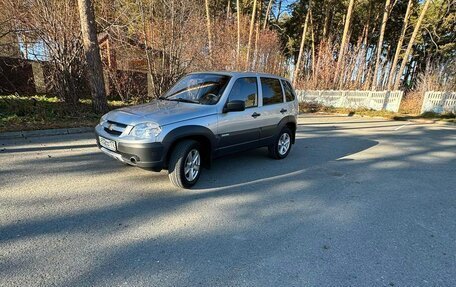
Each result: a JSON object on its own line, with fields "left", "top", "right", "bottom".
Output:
{"left": 189, "top": 71, "right": 291, "bottom": 82}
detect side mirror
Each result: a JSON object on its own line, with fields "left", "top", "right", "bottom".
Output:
{"left": 224, "top": 100, "right": 245, "bottom": 112}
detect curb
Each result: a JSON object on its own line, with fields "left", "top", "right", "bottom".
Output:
{"left": 299, "top": 112, "right": 455, "bottom": 126}
{"left": 406, "top": 119, "right": 436, "bottom": 124}
{"left": 0, "top": 127, "right": 94, "bottom": 140}
{"left": 407, "top": 119, "right": 455, "bottom": 126}
{"left": 435, "top": 120, "right": 456, "bottom": 126}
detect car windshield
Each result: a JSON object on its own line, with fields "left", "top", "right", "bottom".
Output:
{"left": 162, "top": 74, "right": 231, "bottom": 105}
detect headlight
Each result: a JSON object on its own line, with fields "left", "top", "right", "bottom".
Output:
{"left": 99, "top": 113, "right": 109, "bottom": 125}
{"left": 130, "top": 122, "right": 162, "bottom": 139}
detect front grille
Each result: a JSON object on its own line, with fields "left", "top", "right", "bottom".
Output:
{"left": 107, "top": 120, "right": 127, "bottom": 128}
{"left": 104, "top": 127, "right": 122, "bottom": 136}
{"left": 103, "top": 120, "right": 127, "bottom": 136}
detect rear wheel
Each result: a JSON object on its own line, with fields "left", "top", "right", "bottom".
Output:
{"left": 268, "top": 127, "right": 292, "bottom": 159}
{"left": 168, "top": 140, "right": 202, "bottom": 188}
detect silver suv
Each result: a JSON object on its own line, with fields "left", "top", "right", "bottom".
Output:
{"left": 95, "top": 72, "right": 298, "bottom": 188}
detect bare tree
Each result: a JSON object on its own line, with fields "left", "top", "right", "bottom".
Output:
{"left": 3, "top": 0, "right": 88, "bottom": 103}
{"left": 246, "top": 0, "right": 257, "bottom": 69}
{"left": 310, "top": 9, "right": 316, "bottom": 81}
{"left": 393, "top": 0, "right": 431, "bottom": 90}
{"left": 334, "top": 0, "right": 355, "bottom": 85}
{"left": 293, "top": 4, "right": 310, "bottom": 86}
{"left": 236, "top": 0, "right": 241, "bottom": 68}
{"left": 205, "top": 0, "right": 213, "bottom": 60}
{"left": 263, "top": 0, "right": 273, "bottom": 29}
{"left": 137, "top": 0, "right": 155, "bottom": 97}
{"left": 371, "top": 0, "right": 392, "bottom": 90}
{"left": 322, "top": 0, "right": 332, "bottom": 39}
{"left": 77, "top": 0, "right": 108, "bottom": 113}
{"left": 387, "top": 0, "right": 412, "bottom": 89}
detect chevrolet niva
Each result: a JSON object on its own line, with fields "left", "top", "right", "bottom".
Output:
{"left": 95, "top": 72, "right": 298, "bottom": 188}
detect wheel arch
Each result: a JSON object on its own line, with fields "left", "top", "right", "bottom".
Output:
{"left": 162, "top": 125, "right": 216, "bottom": 169}
{"left": 277, "top": 116, "right": 297, "bottom": 144}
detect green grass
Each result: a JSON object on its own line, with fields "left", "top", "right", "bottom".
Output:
{"left": 0, "top": 95, "right": 126, "bottom": 132}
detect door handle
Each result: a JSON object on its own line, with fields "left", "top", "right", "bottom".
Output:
{"left": 280, "top": 108, "right": 288, "bottom": 113}
{"left": 251, "top": 112, "right": 261, "bottom": 118}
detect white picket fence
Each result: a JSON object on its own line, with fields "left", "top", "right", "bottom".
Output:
{"left": 421, "top": 91, "right": 456, "bottom": 114}
{"left": 296, "top": 90, "right": 404, "bottom": 112}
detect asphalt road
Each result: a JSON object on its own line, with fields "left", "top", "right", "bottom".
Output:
{"left": 1, "top": 115, "right": 455, "bottom": 286}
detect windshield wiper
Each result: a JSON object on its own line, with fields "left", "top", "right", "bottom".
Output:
{"left": 168, "top": 98, "right": 200, "bottom": 104}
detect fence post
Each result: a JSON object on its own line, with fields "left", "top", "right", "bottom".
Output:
{"left": 421, "top": 92, "right": 429, "bottom": 114}
{"left": 337, "top": 90, "right": 346, "bottom": 108}
{"left": 367, "top": 91, "right": 373, "bottom": 109}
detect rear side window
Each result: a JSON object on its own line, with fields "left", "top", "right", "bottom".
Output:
{"left": 260, "top": 77, "right": 283, "bottom": 106}
{"left": 228, "top": 77, "right": 258, "bottom": 108}
{"left": 281, "top": 80, "right": 295, "bottom": 102}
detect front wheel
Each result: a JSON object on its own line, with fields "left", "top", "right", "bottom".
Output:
{"left": 268, "top": 127, "right": 292, "bottom": 159}
{"left": 168, "top": 140, "right": 202, "bottom": 188}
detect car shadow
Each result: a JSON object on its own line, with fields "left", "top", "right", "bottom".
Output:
{"left": 1, "top": 133, "right": 379, "bottom": 191}
{"left": 194, "top": 135, "right": 378, "bottom": 189}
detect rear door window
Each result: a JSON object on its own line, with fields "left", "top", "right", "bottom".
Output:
{"left": 260, "top": 77, "right": 284, "bottom": 106}
{"left": 281, "top": 80, "right": 296, "bottom": 102}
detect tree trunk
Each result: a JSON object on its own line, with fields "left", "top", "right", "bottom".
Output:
{"left": 292, "top": 5, "right": 310, "bottom": 86}
{"left": 205, "top": 0, "right": 212, "bottom": 61}
{"left": 253, "top": 19, "right": 260, "bottom": 70}
{"left": 275, "top": 0, "right": 283, "bottom": 22}
{"left": 226, "top": 0, "right": 231, "bottom": 18}
{"left": 310, "top": 9, "right": 316, "bottom": 83}
{"left": 355, "top": 25, "right": 369, "bottom": 86}
{"left": 77, "top": 0, "right": 108, "bottom": 113}
{"left": 334, "top": 0, "right": 355, "bottom": 85}
{"left": 246, "top": 0, "right": 258, "bottom": 69}
{"left": 393, "top": 0, "right": 430, "bottom": 90}
{"left": 371, "top": 0, "right": 391, "bottom": 90}
{"left": 137, "top": 0, "right": 155, "bottom": 98}
{"left": 387, "top": 0, "right": 412, "bottom": 90}
{"left": 263, "top": 0, "right": 273, "bottom": 29}
{"left": 322, "top": 0, "right": 333, "bottom": 39}
{"left": 236, "top": 0, "right": 241, "bottom": 68}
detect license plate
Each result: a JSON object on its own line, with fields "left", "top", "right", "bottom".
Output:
{"left": 99, "top": 136, "right": 116, "bottom": 151}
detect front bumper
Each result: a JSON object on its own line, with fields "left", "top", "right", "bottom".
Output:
{"left": 95, "top": 129, "right": 165, "bottom": 170}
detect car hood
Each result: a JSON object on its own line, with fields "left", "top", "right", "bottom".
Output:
{"left": 105, "top": 100, "right": 217, "bottom": 126}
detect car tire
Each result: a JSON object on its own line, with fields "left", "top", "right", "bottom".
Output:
{"left": 269, "top": 127, "right": 292, "bottom": 160}
{"left": 168, "top": 140, "right": 202, "bottom": 188}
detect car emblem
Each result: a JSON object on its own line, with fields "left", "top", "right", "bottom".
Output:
{"left": 108, "top": 124, "right": 113, "bottom": 130}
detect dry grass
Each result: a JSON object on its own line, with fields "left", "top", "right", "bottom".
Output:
{"left": 399, "top": 91, "right": 423, "bottom": 115}
{"left": 299, "top": 102, "right": 399, "bottom": 119}
{"left": 299, "top": 102, "right": 455, "bottom": 122}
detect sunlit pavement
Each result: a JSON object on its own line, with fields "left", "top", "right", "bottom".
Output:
{"left": 1, "top": 115, "right": 455, "bottom": 286}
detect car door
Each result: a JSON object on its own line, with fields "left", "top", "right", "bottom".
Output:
{"left": 216, "top": 77, "right": 262, "bottom": 154}
{"left": 280, "top": 79, "right": 298, "bottom": 117}
{"left": 257, "top": 77, "right": 287, "bottom": 142}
